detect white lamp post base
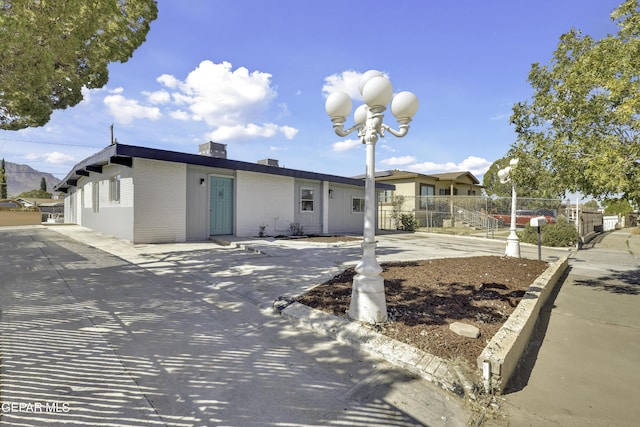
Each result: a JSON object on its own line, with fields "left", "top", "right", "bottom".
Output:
{"left": 505, "top": 231, "right": 521, "bottom": 257}
{"left": 348, "top": 241, "right": 388, "bottom": 324}
{"left": 349, "top": 274, "right": 388, "bottom": 324}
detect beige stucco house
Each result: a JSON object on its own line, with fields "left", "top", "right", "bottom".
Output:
{"left": 371, "top": 169, "right": 483, "bottom": 228}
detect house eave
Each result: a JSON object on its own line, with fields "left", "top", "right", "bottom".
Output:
{"left": 54, "top": 143, "right": 395, "bottom": 192}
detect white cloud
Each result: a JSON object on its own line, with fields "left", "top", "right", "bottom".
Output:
{"left": 159, "top": 60, "right": 276, "bottom": 128}
{"left": 280, "top": 126, "right": 298, "bottom": 140}
{"left": 104, "top": 94, "right": 162, "bottom": 124}
{"left": 322, "top": 70, "right": 363, "bottom": 100}
{"left": 321, "top": 69, "right": 390, "bottom": 100}
{"left": 25, "top": 152, "right": 75, "bottom": 164}
{"left": 331, "top": 138, "right": 361, "bottom": 152}
{"left": 406, "top": 156, "right": 492, "bottom": 176}
{"left": 206, "top": 123, "right": 297, "bottom": 142}
{"left": 144, "top": 90, "right": 171, "bottom": 104}
{"left": 381, "top": 156, "right": 417, "bottom": 166}
{"left": 157, "top": 74, "right": 179, "bottom": 88}
{"left": 170, "top": 110, "right": 190, "bottom": 121}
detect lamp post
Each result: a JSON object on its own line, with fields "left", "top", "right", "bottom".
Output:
{"left": 498, "top": 158, "right": 520, "bottom": 258}
{"left": 325, "top": 70, "right": 418, "bottom": 324}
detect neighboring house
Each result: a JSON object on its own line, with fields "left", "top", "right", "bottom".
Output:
{"left": 0, "top": 199, "right": 22, "bottom": 208}
{"left": 366, "top": 169, "right": 483, "bottom": 228}
{"left": 54, "top": 143, "right": 393, "bottom": 243}
{"left": 16, "top": 197, "right": 65, "bottom": 222}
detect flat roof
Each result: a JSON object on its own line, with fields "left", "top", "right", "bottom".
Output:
{"left": 55, "top": 143, "right": 394, "bottom": 192}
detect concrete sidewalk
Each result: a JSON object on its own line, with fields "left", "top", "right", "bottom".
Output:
{"left": 488, "top": 229, "right": 640, "bottom": 426}
{"left": 1, "top": 226, "right": 477, "bottom": 426}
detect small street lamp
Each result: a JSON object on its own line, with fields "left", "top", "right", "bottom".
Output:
{"left": 498, "top": 158, "right": 520, "bottom": 257}
{"left": 325, "top": 70, "right": 418, "bottom": 324}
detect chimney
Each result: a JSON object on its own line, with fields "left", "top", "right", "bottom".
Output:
{"left": 199, "top": 141, "right": 227, "bottom": 158}
{"left": 257, "top": 158, "right": 280, "bottom": 167}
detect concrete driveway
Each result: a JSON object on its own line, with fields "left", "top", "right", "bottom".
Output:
{"left": 0, "top": 226, "right": 486, "bottom": 426}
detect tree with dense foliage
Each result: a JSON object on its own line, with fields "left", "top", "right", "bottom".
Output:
{"left": 603, "top": 198, "right": 634, "bottom": 216}
{"left": 0, "top": 0, "right": 158, "bottom": 130}
{"left": 0, "top": 158, "right": 7, "bottom": 199}
{"left": 40, "top": 177, "right": 47, "bottom": 192}
{"left": 17, "top": 189, "right": 52, "bottom": 199}
{"left": 509, "top": 0, "right": 640, "bottom": 205}
{"left": 583, "top": 199, "right": 600, "bottom": 209}
{"left": 483, "top": 154, "right": 564, "bottom": 198}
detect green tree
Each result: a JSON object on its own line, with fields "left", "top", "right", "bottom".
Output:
{"left": 603, "top": 198, "right": 633, "bottom": 216}
{"left": 483, "top": 154, "right": 564, "bottom": 198}
{"left": 0, "top": 0, "right": 158, "bottom": 130}
{"left": 40, "top": 177, "right": 47, "bottom": 192}
{"left": 510, "top": 0, "right": 640, "bottom": 205}
{"left": 0, "top": 158, "right": 7, "bottom": 199}
{"left": 17, "top": 189, "right": 52, "bottom": 199}
{"left": 583, "top": 200, "right": 600, "bottom": 209}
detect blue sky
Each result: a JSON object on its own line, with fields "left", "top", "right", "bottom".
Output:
{"left": 0, "top": 0, "right": 624, "bottom": 182}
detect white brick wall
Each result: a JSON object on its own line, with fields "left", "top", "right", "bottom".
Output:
{"left": 133, "top": 158, "right": 187, "bottom": 243}
{"left": 235, "top": 170, "right": 294, "bottom": 236}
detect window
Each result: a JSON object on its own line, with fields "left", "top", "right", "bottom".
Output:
{"left": 300, "top": 188, "right": 314, "bottom": 212}
{"left": 92, "top": 181, "right": 99, "bottom": 213}
{"left": 419, "top": 184, "right": 435, "bottom": 208}
{"left": 378, "top": 189, "right": 394, "bottom": 204}
{"left": 352, "top": 197, "right": 365, "bottom": 213}
{"left": 110, "top": 174, "right": 121, "bottom": 203}
{"left": 439, "top": 188, "right": 458, "bottom": 196}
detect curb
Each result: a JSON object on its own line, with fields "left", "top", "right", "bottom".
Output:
{"left": 477, "top": 253, "right": 570, "bottom": 393}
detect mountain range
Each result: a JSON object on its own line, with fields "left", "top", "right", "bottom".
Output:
{"left": 2, "top": 161, "right": 61, "bottom": 197}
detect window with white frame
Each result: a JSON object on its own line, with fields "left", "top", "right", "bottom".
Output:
{"left": 300, "top": 188, "right": 314, "bottom": 212}
{"left": 378, "top": 189, "right": 394, "bottom": 204}
{"left": 110, "top": 174, "right": 121, "bottom": 203}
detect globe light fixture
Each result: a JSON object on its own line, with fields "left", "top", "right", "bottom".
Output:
{"left": 498, "top": 159, "right": 520, "bottom": 258}
{"left": 325, "top": 70, "right": 419, "bottom": 324}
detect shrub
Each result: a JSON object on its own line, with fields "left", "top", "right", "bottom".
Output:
{"left": 289, "top": 222, "right": 304, "bottom": 236}
{"left": 518, "top": 215, "right": 578, "bottom": 247}
{"left": 398, "top": 213, "right": 419, "bottom": 232}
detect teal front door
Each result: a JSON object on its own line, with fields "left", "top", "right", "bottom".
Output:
{"left": 210, "top": 176, "right": 233, "bottom": 235}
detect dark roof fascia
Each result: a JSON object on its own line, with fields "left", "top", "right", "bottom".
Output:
{"left": 55, "top": 143, "right": 394, "bottom": 191}
{"left": 55, "top": 145, "right": 117, "bottom": 191}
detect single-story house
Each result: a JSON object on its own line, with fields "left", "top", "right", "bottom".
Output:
{"left": 54, "top": 142, "right": 394, "bottom": 243}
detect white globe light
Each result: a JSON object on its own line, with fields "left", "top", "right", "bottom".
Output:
{"left": 510, "top": 158, "right": 519, "bottom": 167}
{"left": 358, "top": 70, "right": 384, "bottom": 96}
{"left": 391, "top": 91, "right": 419, "bottom": 119}
{"left": 325, "top": 91, "right": 352, "bottom": 119}
{"left": 362, "top": 76, "right": 393, "bottom": 108}
{"left": 354, "top": 104, "right": 368, "bottom": 125}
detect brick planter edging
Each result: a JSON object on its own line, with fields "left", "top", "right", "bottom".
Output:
{"left": 476, "top": 253, "right": 570, "bottom": 393}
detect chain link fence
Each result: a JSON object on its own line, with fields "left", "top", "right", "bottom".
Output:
{"left": 378, "top": 195, "right": 566, "bottom": 237}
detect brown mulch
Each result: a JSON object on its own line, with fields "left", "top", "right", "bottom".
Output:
{"left": 296, "top": 256, "right": 548, "bottom": 367}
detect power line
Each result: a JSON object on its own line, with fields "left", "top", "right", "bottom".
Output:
{"left": 0, "top": 137, "right": 103, "bottom": 148}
